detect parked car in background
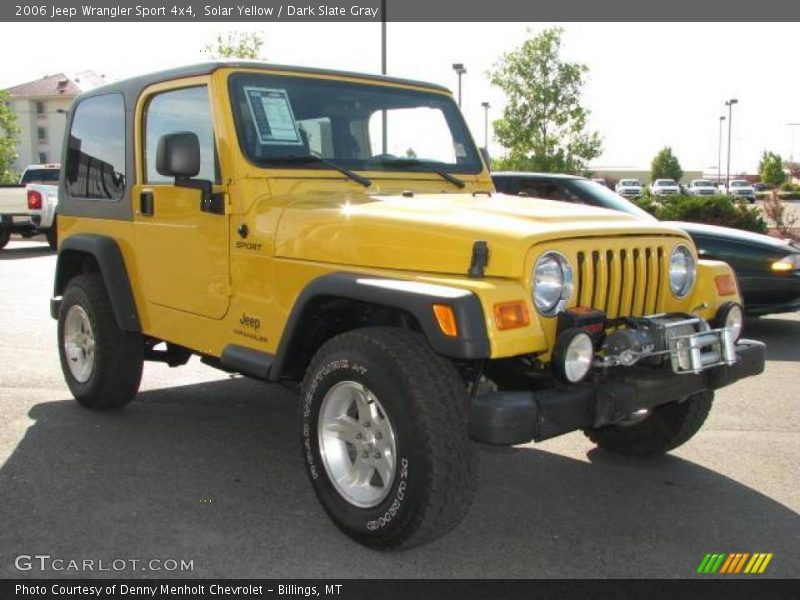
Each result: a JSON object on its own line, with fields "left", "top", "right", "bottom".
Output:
{"left": 0, "top": 163, "right": 60, "bottom": 250}
{"left": 615, "top": 178, "right": 644, "bottom": 198}
{"left": 727, "top": 179, "right": 757, "bottom": 203}
{"left": 688, "top": 179, "right": 719, "bottom": 196}
{"left": 650, "top": 178, "right": 681, "bottom": 196}
{"left": 492, "top": 172, "right": 800, "bottom": 316}
{"left": 753, "top": 182, "right": 773, "bottom": 192}
{"left": 591, "top": 177, "right": 608, "bottom": 187}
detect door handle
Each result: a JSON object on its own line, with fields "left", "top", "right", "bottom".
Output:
{"left": 140, "top": 191, "right": 154, "bottom": 216}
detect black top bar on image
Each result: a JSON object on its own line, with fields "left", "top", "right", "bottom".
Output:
{"left": 2, "top": 0, "right": 799, "bottom": 22}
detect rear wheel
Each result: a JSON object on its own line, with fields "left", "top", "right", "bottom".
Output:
{"left": 45, "top": 217, "right": 57, "bottom": 250}
{"left": 584, "top": 391, "right": 714, "bottom": 456}
{"left": 0, "top": 227, "right": 10, "bottom": 250}
{"left": 57, "top": 273, "right": 143, "bottom": 409}
{"left": 300, "top": 327, "right": 478, "bottom": 550}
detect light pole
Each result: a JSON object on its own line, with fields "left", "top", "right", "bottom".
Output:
{"left": 717, "top": 115, "right": 726, "bottom": 185}
{"left": 452, "top": 63, "right": 466, "bottom": 107}
{"left": 380, "top": 0, "right": 386, "bottom": 75}
{"left": 725, "top": 98, "right": 738, "bottom": 191}
{"left": 481, "top": 101, "right": 490, "bottom": 149}
{"left": 380, "top": 0, "right": 387, "bottom": 153}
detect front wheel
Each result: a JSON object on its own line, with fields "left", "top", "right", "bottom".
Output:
{"left": 57, "top": 273, "right": 143, "bottom": 409}
{"left": 584, "top": 391, "right": 714, "bottom": 456}
{"left": 300, "top": 327, "right": 478, "bottom": 550}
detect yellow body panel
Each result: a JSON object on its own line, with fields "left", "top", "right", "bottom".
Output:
{"left": 58, "top": 66, "right": 742, "bottom": 364}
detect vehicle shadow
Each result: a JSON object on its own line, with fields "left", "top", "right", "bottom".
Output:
{"left": 1, "top": 378, "right": 798, "bottom": 579}
{"left": 744, "top": 315, "right": 800, "bottom": 362}
{"left": 0, "top": 243, "right": 54, "bottom": 260}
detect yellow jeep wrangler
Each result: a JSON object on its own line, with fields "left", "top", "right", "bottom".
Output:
{"left": 51, "top": 62, "right": 765, "bottom": 549}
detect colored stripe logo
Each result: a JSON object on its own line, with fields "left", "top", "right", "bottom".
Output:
{"left": 696, "top": 552, "right": 773, "bottom": 574}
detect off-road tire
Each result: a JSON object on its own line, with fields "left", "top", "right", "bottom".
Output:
{"left": 300, "top": 326, "right": 478, "bottom": 550}
{"left": 584, "top": 391, "right": 714, "bottom": 456}
{"left": 57, "top": 273, "right": 143, "bottom": 409}
{"left": 0, "top": 227, "right": 10, "bottom": 250}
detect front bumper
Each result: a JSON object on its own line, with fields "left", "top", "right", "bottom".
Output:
{"left": 469, "top": 339, "right": 765, "bottom": 446}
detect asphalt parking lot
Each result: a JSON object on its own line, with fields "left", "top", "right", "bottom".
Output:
{"left": 1, "top": 239, "right": 798, "bottom": 579}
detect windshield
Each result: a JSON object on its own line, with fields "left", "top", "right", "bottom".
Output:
{"left": 20, "top": 168, "right": 59, "bottom": 184}
{"left": 692, "top": 180, "right": 714, "bottom": 187}
{"left": 619, "top": 179, "right": 640, "bottom": 186}
{"left": 730, "top": 181, "right": 748, "bottom": 187}
{"left": 228, "top": 73, "right": 482, "bottom": 174}
{"left": 655, "top": 179, "right": 676, "bottom": 186}
{"left": 569, "top": 180, "right": 656, "bottom": 220}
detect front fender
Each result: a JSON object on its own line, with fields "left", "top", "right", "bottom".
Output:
{"left": 688, "top": 259, "right": 742, "bottom": 321}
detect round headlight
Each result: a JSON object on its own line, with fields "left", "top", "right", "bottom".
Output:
{"left": 532, "top": 252, "right": 573, "bottom": 316}
{"left": 669, "top": 244, "right": 696, "bottom": 297}
{"left": 716, "top": 302, "right": 744, "bottom": 341}
{"left": 553, "top": 329, "right": 594, "bottom": 383}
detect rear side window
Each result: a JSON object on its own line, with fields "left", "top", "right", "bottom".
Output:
{"left": 65, "top": 94, "right": 126, "bottom": 200}
{"left": 144, "top": 86, "right": 218, "bottom": 184}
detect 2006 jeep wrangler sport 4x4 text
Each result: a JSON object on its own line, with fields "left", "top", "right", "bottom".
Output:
{"left": 50, "top": 62, "right": 765, "bottom": 550}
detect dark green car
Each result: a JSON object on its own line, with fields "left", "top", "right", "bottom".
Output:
{"left": 492, "top": 172, "right": 800, "bottom": 317}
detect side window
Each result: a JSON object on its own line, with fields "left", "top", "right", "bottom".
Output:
{"left": 144, "top": 86, "right": 218, "bottom": 184}
{"left": 65, "top": 93, "right": 126, "bottom": 200}
{"left": 518, "top": 181, "right": 584, "bottom": 204}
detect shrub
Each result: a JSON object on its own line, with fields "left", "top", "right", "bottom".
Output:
{"left": 634, "top": 195, "right": 767, "bottom": 234}
{"left": 763, "top": 191, "right": 798, "bottom": 234}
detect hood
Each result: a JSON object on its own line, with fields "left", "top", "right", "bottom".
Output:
{"left": 668, "top": 221, "right": 800, "bottom": 252}
{"left": 274, "top": 192, "right": 690, "bottom": 278}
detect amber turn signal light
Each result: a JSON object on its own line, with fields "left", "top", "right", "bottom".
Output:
{"left": 714, "top": 274, "right": 737, "bottom": 296}
{"left": 494, "top": 301, "right": 530, "bottom": 330}
{"left": 432, "top": 304, "right": 458, "bottom": 337}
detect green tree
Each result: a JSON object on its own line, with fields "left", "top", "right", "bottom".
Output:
{"left": 0, "top": 90, "right": 20, "bottom": 184}
{"left": 758, "top": 150, "right": 786, "bottom": 187}
{"left": 650, "top": 147, "right": 683, "bottom": 182}
{"left": 489, "top": 27, "right": 602, "bottom": 175}
{"left": 204, "top": 31, "right": 265, "bottom": 60}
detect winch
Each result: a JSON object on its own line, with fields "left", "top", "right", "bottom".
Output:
{"left": 599, "top": 313, "right": 738, "bottom": 374}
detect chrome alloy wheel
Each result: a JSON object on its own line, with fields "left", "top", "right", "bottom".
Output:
{"left": 317, "top": 381, "right": 397, "bottom": 508}
{"left": 63, "top": 305, "right": 95, "bottom": 383}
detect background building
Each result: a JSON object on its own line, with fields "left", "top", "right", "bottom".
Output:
{"left": 4, "top": 71, "right": 105, "bottom": 171}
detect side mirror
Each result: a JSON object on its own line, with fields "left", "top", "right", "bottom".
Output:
{"left": 155, "top": 132, "right": 221, "bottom": 214}
{"left": 156, "top": 131, "right": 200, "bottom": 178}
{"left": 480, "top": 147, "right": 491, "bottom": 170}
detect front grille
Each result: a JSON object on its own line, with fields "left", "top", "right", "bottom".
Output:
{"left": 575, "top": 245, "right": 665, "bottom": 318}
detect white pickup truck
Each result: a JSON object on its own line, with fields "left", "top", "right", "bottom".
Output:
{"left": 0, "top": 164, "right": 60, "bottom": 250}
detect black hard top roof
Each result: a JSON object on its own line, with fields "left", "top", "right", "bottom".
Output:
{"left": 491, "top": 171, "right": 586, "bottom": 181}
{"left": 75, "top": 61, "right": 452, "bottom": 105}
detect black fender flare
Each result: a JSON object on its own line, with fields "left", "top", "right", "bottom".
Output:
{"left": 269, "top": 272, "right": 491, "bottom": 381}
{"left": 53, "top": 234, "right": 141, "bottom": 332}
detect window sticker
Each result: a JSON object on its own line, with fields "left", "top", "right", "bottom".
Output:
{"left": 243, "top": 87, "right": 303, "bottom": 145}
{"left": 454, "top": 142, "right": 467, "bottom": 158}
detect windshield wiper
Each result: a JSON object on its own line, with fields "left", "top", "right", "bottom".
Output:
{"left": 267, "top": 155, "right": 371, "bottom": 187}
{"left": 372, "top": 158, "right": 466, "bottom": 189}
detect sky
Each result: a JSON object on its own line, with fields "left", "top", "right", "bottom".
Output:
{"left": 2, "top": 21, "right": 798, "bottom": 174}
